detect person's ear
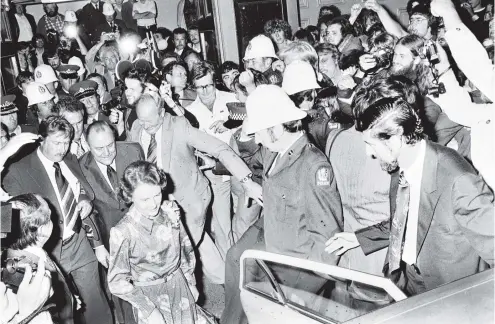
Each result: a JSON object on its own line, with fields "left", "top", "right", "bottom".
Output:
{"left": 165, "top": 74, "right": 172, "bottom": 83}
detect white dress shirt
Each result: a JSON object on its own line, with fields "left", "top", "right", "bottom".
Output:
{"left": 186, "top": 90, "right": 238, "bottom": 144}
{"left": 37, "top": 149, "right": 80, "bottom": 239}
{"left": 140, "top": 123, "right": 163, "bottom": 168}
{"left": 401, "top": 140, "right": 426, "bottom": 265}
{"left": 15, "top": 14, "right": 33, "bottom": 42}
{"left": 133, "top": 0, "right": 156, "bottom": 27}
{"left": 96, "top": 160, "right": 117, "bottom": 190}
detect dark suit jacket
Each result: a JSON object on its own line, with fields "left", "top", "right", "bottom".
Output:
{"left": 2, "top": 150, "right": 102, "bottom": 260}
{"left": 79, "top": 142, "right": 144, "bottom": 248}
{"left": 127, "top": 113, "right": 251, "bottom": 213}
{"left": 8, "top": 12, "right": 36, "bottom": 43}
{"left": 121, "top": 0, "right": 138, "bottom": 32}
{"left": 356, "top": 141, "right": 494, "bottom": 293}
{"left": 79, "top": 2, "right": 107, "bottom": 43}
{"left": 93, "top": 19, "right": 127, "bottom": 42}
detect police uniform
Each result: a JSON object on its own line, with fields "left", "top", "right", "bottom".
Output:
{"left": 69, "top": 80, "right": 112, "bottom": 127}
{"left": 57, "top": 65, "right": 80, "bottom": 99}
{"left": 1, "top": 95, "right": 37, "bottom": 136}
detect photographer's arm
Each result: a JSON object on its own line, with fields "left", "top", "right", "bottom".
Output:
{"left": 74, "top": 34, "right": 88, "bottom": 55}
{"left": 365, "top": 0, "right": 408, "bottom": 38}
{"left": 86, "top": 41, "right": 105, "bottom": 73}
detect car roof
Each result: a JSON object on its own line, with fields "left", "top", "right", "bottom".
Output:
{"left": 346, "top": 269, "right": 494, "bottom": 324}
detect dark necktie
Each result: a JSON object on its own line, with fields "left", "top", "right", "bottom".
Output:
{"left": 387, "top": 171, "right": 410, "bottom": 274}
{"left": 147, "top": 133, "right": 157, "bottom": 164}
{"left": 53, "top": 162, "right": 77, "bottom": 228}
{"left": 106, "top": 165, "right": 119, "bottom": 194}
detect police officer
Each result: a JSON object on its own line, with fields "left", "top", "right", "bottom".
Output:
{"left": 1, "top": 95, "right": 37, "bottom": 137}
{"left": 34, "top": 64, "right": 60, "bottom": 103}
{"left": 242, "top": 35, "right": 283, "bottom": 86}
{"left": 69, "top": 80, "right": 124, "bottom": 135}
{"left": 56, "top": 64, "right": 80, "bottom": 99}
{"left": 25, "top": 82, "right": 58, "bottom": 132}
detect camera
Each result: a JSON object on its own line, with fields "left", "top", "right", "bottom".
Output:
{"left": 1, "top": 256, "right": 36, "bottom": 293}
{"left": 373, "top": 48, "right": 393, "bottom": 70}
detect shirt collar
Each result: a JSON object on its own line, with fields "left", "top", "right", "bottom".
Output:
{"left": 278, "top": 132, "right": 304, "bottom": 158}
{"left": 37, "top": 147, "right": 61, "bottom": 170}
{"left": 95, "top": 159, "right": 116, "bottom": 173}
{"left": 401, "top": 140, "right": 426, "bottom": 186}
{"left": 129, "top": 206, "right": 166, "bottom": 233}
{"left": 12, "top": 125, "right": 22, "bottom": 136}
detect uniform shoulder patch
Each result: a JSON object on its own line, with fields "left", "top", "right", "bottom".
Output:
{"left": 316, "top": 166, "right": 330, "bottom": 186}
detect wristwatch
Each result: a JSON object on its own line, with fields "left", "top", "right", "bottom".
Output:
{"left": 240, "top": 173, "right": 253, "bottom": 184}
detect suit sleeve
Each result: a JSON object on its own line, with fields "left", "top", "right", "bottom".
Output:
{"left": 452, "top": 173, "right": 495, "bottom": 267}
{"left": 182, "top": 118, "right": 251, "bottom": 180}
{"left": 305, "top": 162, "right": 343, "bottom": 265}
{"left": 2, "top": 167, "right": 23, "bottom": 197}
{"left": 355, "top": 220, "right": 390, "bottom": 255}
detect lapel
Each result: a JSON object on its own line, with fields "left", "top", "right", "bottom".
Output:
{"left": 25, "top": 152, "right": 59, "bottom": 205}
{"left": 263, "top": 151, "right": 278, "bottom": 179}
{"left": 268, "top": 135, "right": 308, "bottom": 177}
{"left": 161, "top": 114, "right": 174, "bottom": 172}
{"left": 64, "top": 153, "right": 94, "bottom": 200}
{"left": 416, "top": 141, "right": 441, "bottom": 256}
{"left": 85, "top": 152, "right": 119, "bottom": 205}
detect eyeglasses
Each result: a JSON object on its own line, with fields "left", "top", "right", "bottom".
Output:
{"left": 409, "top": 17, "right": 427, "bottom": 24}
{"left": 195, "top": 84, "right": 215, "bottom": 91}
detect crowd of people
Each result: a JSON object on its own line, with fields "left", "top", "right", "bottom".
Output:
{"left": 0, "top": 0, "right": 494, "bottom": 323}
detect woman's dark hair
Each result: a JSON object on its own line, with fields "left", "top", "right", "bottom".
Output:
{"left": 319, "top": 5, "right": 341, "bottom": 20}
{"left": 353, "top": 9, "right": 382, "bottom": 36}
{"left": 292, "top": 29, "right": 316, "bottom": 45}
{"left": 366, "top": 23, "right": 387, "bottom": 41}
{"left": 328, "top": 16, "right": 355, "bottom": 38}
{"left": 289, "top": 89, "right": 316, "bottom": 108}
{"left": 231, "top": 69, "right": 269, "bottom": 96}
{"left": 219, "top": 61, "right": 239, "bottom": 76}
{"left": 339, "top": 49, "right": 365, "bottom": 70}
{"left": 317, "top": 14, "right": 335, "bottom": 33}
{"left": 119, "top": 161, "right": 168, "bottom": 205}
{"left": 6, "top": 194, "right": 51, "bottom": 250}
{"left": 16, "top": 71, "right": 33, "bottom": 87}
{"left": 282, "top": 119, "right": 304, "bottom": 133}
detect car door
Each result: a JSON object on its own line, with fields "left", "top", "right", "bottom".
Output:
{"left": 240, "top": 249, "right": 407, "bottom": 324}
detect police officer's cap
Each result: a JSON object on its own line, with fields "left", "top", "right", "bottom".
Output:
{"left": 56, "top": 64, "right": 80, "bottom": 79}
{"left": 0, "top": 95, "right": 18, "bottom": 116}
{"left": 69, "top": 80, "right": 98, "bottom": 100}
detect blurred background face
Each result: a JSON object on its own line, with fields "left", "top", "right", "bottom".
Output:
{"left": 319, "top": 23, "right": 328, "bottom": 41}
{"left": 0, "top": 128, "right": 8, "bottom": 149}
{"left": 167, "top": 65, "right": 187, "bottom": 90}
{"left": 61, "top": 111, "right": 84, "bottom": 141}
{"left": 194, "top": 73, "right": 216, "bottom": 106}
{"left": 184, "top": 53, "right": 201, "bottom": 72}
{"left": 222, "top": 70, "right": 239, "bottom": 91}
{"left": 132, "top": 183, "right": 162, "bottom": 217}
{"left": 270, "top": 30, "right": 286, "bottom": 45}
{"left": 391, "top": 44, "right": 415, "bottom": 75}
{"left": 35, "top": 37, "right": 45, "bottom": 49}
{"left": 100, "top": 49, "right": 119, "bottom": 71}
{"left": 408, "top": 14, "right": 430, "bottom": 38}
{"left": 41, "top": 131, "right": 70, "bottom": 162}
{"left": 174, "top": 33, "right": 187, "bottom": 50}
{"left": 59, "top": 77, "right": 77, "bottom": 92}
{"left": 37, "top": 99, "right": 56, "bottom": 120}
{"left": 3, "top": 113, "right": 18, "bottom": 132}
{"left": 188, "top": 29, "right": 200, "bottom": 44}
{"left": 318, "top": 54, "right": 338, "bottom": 79}
{"left": 80, "top": 95, "right": 99, "bottom": 116}
{"left": 44, "top": 4, "right": 58, "bottom": 17}
{"left": 88, "top": 129, "right": 116, "bottom": 165}
{"left": 125, "top": 78, "right": 144, "bottom": 105}
{"left": 47, "top": 55, "right": 60, "bottom": 69}
{"left": 326, "top": 24, "right": 343, "bottom": 46}
{"left": 15, "top": 4, "right": 24, "bottom": 14}
{"left": 244, "top": 57, "right": 269, "bottom": 73}
{"left": 88, "top": 77, "right": 106, "bottom": 100}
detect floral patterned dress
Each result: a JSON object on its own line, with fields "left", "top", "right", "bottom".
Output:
{"left": 108, "top": 201, "right": 199, "bottom": 324}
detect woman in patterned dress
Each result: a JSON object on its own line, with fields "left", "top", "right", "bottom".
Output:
{"left": 107, "top": 161, "right": 201, "bottom": 324}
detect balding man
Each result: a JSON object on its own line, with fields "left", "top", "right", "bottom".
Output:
{"left": 127, "top": 93, "right": 261, "bottom": 285}
{"left": 79, "top": 120, "right": 142, "bottom": 324}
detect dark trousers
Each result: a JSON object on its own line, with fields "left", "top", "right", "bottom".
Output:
{"left": 137, "top": 24, "right": 157, "bottom": 40}
{"left": 58, "top": 231, "right": 113, "bottom": 324}
{"left": 220, "top": 217, "right": 265, "bottom": 324}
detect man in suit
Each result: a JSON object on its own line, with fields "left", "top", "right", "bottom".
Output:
{"left": 79, "top": 121, "right": 142, "bottom": 324}
{"left": 170, "top": 27, "right": 194, "bottom": 60}
{"left": 9, "top": 4, "right": 36, "bottom": 43}
{"left": 93, "top": 3, "right": 127, "bottom": 42}
{"left": 58, "top": 96, "right": 90, "bottom": 159}
{"left": 128, "top": 93, "right": 261, "bottom": 285}
{"left": 351, "top": 96, "right": 494, "bottom": 296}
{"left": 2, "top": 116, "right": 113, "bottom": 323}
{"left": 79, "top": 0, "right": 107, "bottom": 44}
